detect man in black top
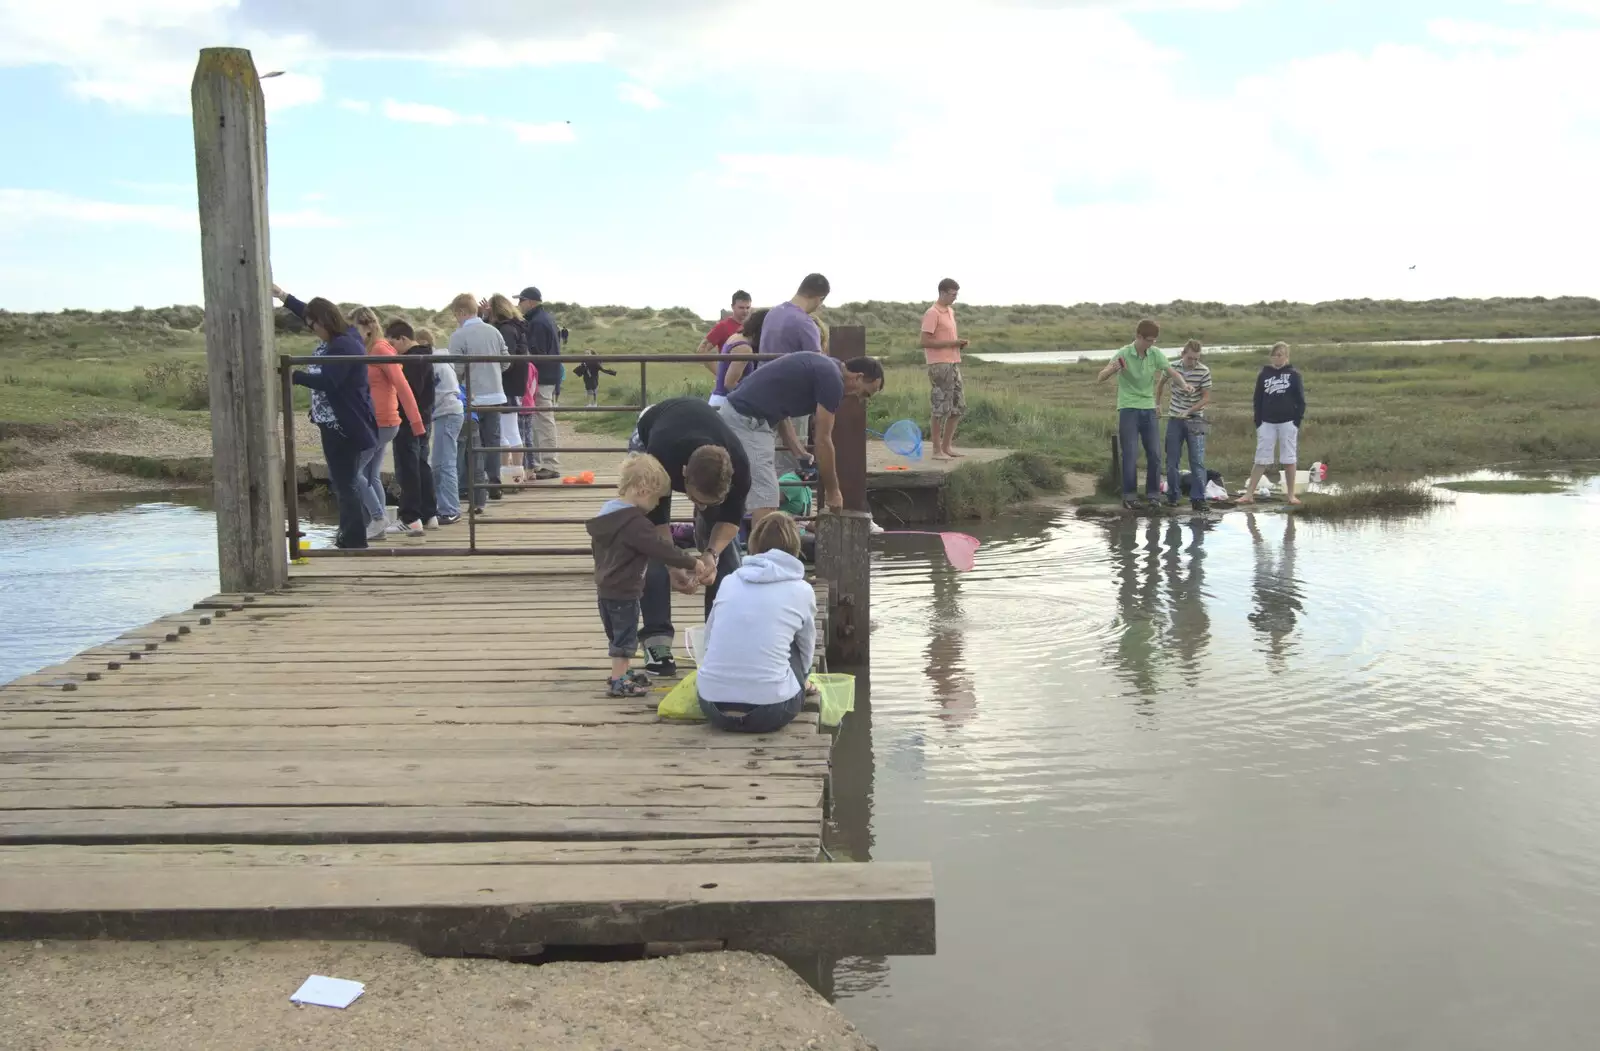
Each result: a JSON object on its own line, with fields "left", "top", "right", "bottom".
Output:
{"left": 630, "top": 397, "right": 752, "bottom": 676}
{"left": 517, "top": 285, "right": 563, "bottom": 479}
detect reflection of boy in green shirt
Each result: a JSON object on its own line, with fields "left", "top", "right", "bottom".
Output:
{"left": 1097, "top": 319, "right": 1193, "bottom": 507}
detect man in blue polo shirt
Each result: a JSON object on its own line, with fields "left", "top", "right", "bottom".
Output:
{"left": 720, "top": 350, "right": 884, "bottom": 520}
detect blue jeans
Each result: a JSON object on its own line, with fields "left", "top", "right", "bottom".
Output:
{"left": 1118, "top": 408, "right": 1160, "bottom": 498}
{"left": 1165, "top": 417, "right": 1208, "bottom": 502}
{"left": 356, "top": 424, "right": 398, "bottom": 521}
{"left": 640, "top": 506, "right": 742, "bottom": 652}
{"left": 699, "top": 646, "right": 807, "bottom": 734}
{"left": 431, "top": 414, "right": 463, "bottom": 518}
{"left": 319, "top": 426, "right": 369, "bottom": 549}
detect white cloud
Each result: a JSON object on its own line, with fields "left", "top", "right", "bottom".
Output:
{"left": 0, "top": 189, "right": 194, "bottom": 230}
{"left": 616, "top": 82, "right": 664, "bottom": 110}
{"left": 382, "top": 98, "right": 574, "bottom": 143}
{"left": 382, "top": 98, "right": 487, "bottom": 126}
{"left": 337, "top": 98, "right": 371, "bottom": 113}
{"left": 0, "top": 188, "right": 345, "bottom": 233}
{"left": 262, "top": 71, "right": 323, "bottom": 112}
{"left": 504, "top": 120, "right": 577, "bottom": 143}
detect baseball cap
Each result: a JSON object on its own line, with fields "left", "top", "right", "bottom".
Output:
{"left": 516, "top": 286, "right": 542, "bottom": 302}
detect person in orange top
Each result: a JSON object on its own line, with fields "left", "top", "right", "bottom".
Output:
{"left": 920, "top": 278, "right": 969, "bottom": 460}
{"left": 351, "top": 307, "right": 426, "bottom": 539}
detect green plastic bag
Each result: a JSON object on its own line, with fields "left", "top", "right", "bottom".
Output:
{"left": 657, "top": 670, "right": 705, "bottom": 721}
{"left": 778, "top": 472, "right": 813, "bottom": 516}
{"left": 810, "top": 673, "right": 856, "bottom": 728}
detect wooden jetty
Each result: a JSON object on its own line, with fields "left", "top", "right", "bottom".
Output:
{"left": 0, "top": 484, "right": 931, "bottom": 957}
{"left": 0, "top": 46, "right": 928, "bottom": 961}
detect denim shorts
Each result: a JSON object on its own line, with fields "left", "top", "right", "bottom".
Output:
{"left": 597, "top": 597, "right": 640, "bottom": 659}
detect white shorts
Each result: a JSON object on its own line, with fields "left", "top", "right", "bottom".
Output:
{"left": 716, "top": 402, "right": 780, "bottom": 512}
{"left": 1254, "top": 421, "right": 1298, "bottom": 466}
{"left": 498, "top": 412, "right": 520, "bottom": 449}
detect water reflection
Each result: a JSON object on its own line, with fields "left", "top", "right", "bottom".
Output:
{"left": 925, "top": 566, "right": 977, "bottom": 726}
{"left": 838, "top": 487, "right": 1600, "bottom": 1051}
{"left": 1246, "top": 513, "right": 1303, "bottom": 671}
{"left": 1104, "top": 516, "right": 1217, "bottom": 699}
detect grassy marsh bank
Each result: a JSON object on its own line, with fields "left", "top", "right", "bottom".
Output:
{"left": 3, "top": 300, "right": 1597, "bottom": 501}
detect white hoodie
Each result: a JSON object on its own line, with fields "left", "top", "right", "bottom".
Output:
{"left": 696, "top": 550, "right": 816, "bottom": 706}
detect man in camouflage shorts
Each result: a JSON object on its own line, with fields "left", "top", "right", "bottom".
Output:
{"left": 920, "top": 278, "right": 968, "bottom": 459}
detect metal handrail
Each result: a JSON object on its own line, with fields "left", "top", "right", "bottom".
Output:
{"left": 277, "top": 349, "right": 808, "bottom": 559}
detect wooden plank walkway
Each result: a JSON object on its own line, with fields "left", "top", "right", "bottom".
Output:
{"left": 0, "top": 480, "right": 934, "bottom": 957}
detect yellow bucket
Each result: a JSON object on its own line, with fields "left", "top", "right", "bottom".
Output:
{"left": 809, "top": 673, "right": 856, "bottom": 728}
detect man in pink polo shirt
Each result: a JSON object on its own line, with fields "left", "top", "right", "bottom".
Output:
{"left": 921, "top": 278, "right": 968, "bottom": 459}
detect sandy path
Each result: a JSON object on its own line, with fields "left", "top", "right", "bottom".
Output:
{"left": 2, "top": 941, "right": 877, "bottom": 1051}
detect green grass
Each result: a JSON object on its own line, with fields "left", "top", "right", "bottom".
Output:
{"left": 1433, "top": 478, "right": 1571, "bottom": 494}
{"left": 6, "top": 300, "right": 1600, "bottom": 504}
{"left": 942, "top": 452, "right": 1066, "bottom": 520}
{"left": 1290, "top": 483, "right": 1442, "bottom": 518}
{"left": 69, "top": 451, "right": 213, "bottom": 483}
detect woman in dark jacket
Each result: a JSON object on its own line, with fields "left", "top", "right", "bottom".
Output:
{"left": 487, "top": 293, "right": 532, "bottom": 480}
{"left": 273, "top": 284, "right": 379, "bottom": 549}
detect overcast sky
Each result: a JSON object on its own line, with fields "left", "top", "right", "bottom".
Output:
{"left": 1, "top": 0, "right": 1596, "bottom": 314}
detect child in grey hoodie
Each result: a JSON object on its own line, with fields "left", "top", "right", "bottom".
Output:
{"left": 586, "top": 454, "right": 705, "bottom": 698}
{"left": 695, "top": 513, "right": 815, "bottom": 734}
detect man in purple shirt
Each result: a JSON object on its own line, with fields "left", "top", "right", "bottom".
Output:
{"left": 760, "top": 273, "right": 829, "bottom": 356}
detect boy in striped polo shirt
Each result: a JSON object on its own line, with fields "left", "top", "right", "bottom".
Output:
{"left": 1157, "top": 340, "right": 1214, "bottom": 511}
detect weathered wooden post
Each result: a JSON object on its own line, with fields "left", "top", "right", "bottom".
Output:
{"left": 816, "top": 324, "right": 872, "bottom": 664}
{"left": 192, "top": 47, "right": 286, "bottom": 592}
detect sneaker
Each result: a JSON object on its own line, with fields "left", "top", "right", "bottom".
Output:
{"left": 607, "top": 676, "right": 649, "bottom": 698}
{"left": 488, "top": 488, "right": 503, "bottom": 500}
{"left": 1121, "top": 497, "right": 1141, "bottom": 511}
{"left": 643, "top": 646, "right": 677, "bottom": 677}
{"left": 385, "top": 521, "right": 410, "bottom": 535}
{"left": 400, "top": 520, "right": 425, "bottom": 538}
{"left": 1191, "top": 499, "right": 1211, "bottom": 513}
{"left": 424, "top": 516, "right": 439, "bottom": 530}
{"left": 535, "top": 468, "right": 561, "bottom": 481}
{"left": 365, "top": 518, "right": 387, "bottom": 541}
{"left": 437, "top": 513, "right": 461, "bottom": 526}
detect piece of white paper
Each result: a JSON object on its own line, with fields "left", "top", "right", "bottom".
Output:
{"left": 290, "top": 975, "right": 365, "bottom": 1009}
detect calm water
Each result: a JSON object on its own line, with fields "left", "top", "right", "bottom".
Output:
{"left": 970, "top": 333, "right": 1600, "bottom": 366}
{"left": 6, "top": 482, "right": 1600, "bottom": 1050}
{"left": 829, "top": 476, "right": 1600, "bottom": 1050}
{"left": 0, "top": 492, "right": 333, "bottom": 684}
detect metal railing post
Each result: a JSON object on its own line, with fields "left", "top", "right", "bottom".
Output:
{"left": 639, "top": 360, "right": 648, "bottom": 417}
{"left": 279, "top": 356, "right": 300, "bottom": 564}
{"left": 464, "top": 360, "right": 475, "bottom": 554}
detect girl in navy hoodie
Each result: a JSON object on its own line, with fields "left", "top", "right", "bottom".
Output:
{"left": 274, "top": 285, "right": 379, "bottom": 548}
{"left": 1238, "top": 342, "right": 1307, "bottom": 506}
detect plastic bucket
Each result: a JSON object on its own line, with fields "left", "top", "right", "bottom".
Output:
{"left": 809, "top": 673, "right": 856, "bottom": 728}
{"left": 684, "top": 626, "right": 706, "bottom": 664}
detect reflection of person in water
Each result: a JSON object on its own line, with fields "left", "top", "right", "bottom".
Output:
{"left": 925, "top": 562, "right": 977, "bottom": 724}
{"left": 1161, "top": 518, "right": 1212, "bottom": 673}
{"left": 1107, "top": 519, "right": 1165, "bottom": 696}
{"left": 1246, "top": 513, "right": 1304, "bottom": 671}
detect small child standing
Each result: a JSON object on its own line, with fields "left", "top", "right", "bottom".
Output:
{"left": 575, "top": 348, "right": 616, "bottom": 408}
{"left": 587, "top": 454, "right": 705, "bottom": 697}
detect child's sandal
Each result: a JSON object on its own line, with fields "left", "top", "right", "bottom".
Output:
{"left": 607, "top": 677, "right": 648, "bottom": 698}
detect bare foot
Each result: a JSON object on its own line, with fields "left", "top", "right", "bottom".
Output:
{"left": 932, "top": 451, "right": 952, "bottom": 461}
{"left": 1236, "top": 495, "right": 1256, "bottom": 505}
{"left": 1287, "top": 495, "right": 1303, "bottom": 506}
{"left": 945, "top": 448, "right": 966, "bottom": 458}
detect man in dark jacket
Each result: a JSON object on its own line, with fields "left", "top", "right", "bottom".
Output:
{"left": 1238, "top": 341, "right": 1307, "bottom": 506}
{"left": 517, "top": 286, "right": 563, "bottom": 479}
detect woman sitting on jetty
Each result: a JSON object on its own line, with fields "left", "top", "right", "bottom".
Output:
{"left": 695, "top": 512, "right": 815, "bottom": 734}
{"left": 273, "top": 284, "right": 378, "bottom": 550}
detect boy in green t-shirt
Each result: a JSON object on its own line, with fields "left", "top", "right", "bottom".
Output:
{"left": 1097, "top": 319, "right": 1194, "bottom": 509}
